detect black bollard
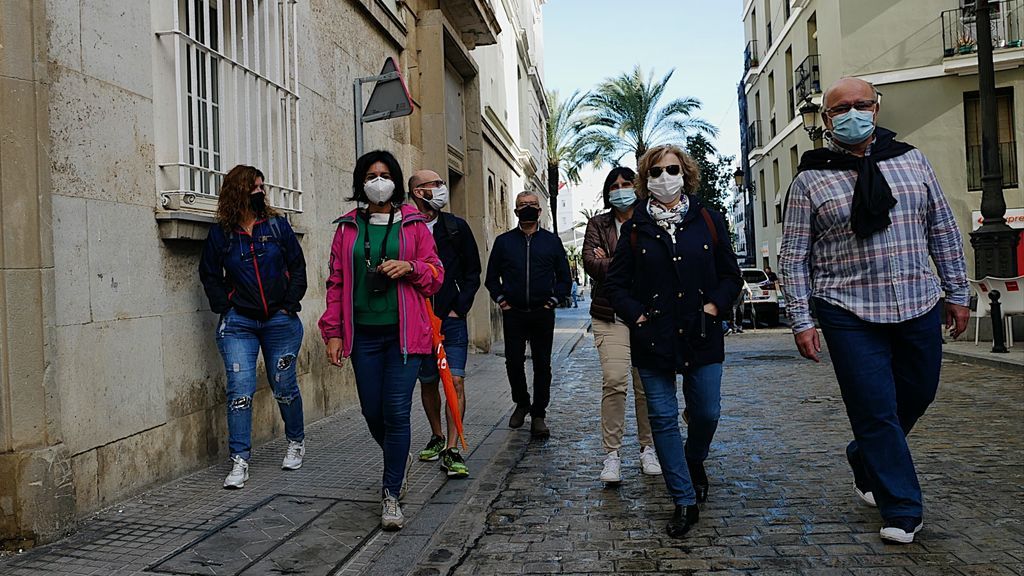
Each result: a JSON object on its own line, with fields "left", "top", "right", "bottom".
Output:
{"left": 989, "top": 290, "right": 1009, "bottom": 354}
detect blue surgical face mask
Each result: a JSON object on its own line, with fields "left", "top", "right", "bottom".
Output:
{"left": 830, "top": 108, "right": 876, "bottom": 145}
{"left": 608, "top": 187, "right": 636, "bottom": 211}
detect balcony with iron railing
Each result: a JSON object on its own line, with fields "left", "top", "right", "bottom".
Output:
{"left": 794, "top": 54, "right": 821, "bottom": 103}
{"left": 967, "top": 142, "right": 1020, "bottom": 190}
{"left": 744, "top": 40, "right": 761, "bottom": 75}
{"left": 747, "top": 120, "right": 763, "bottom": 151}
{"left": 942, "top": 0, "right": 1023, "bottom": 57}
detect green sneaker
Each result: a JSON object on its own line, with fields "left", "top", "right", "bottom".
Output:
{"left": 440, "top": 448, "right": 469, "bottom": 478}
{"left": 418, "top": 435, "right": 446, "bottom": 461}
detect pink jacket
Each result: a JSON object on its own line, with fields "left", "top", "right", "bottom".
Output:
{"left": 318, "top": 204, "right": 444, "bottom": 357}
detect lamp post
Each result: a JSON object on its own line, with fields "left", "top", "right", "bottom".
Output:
{"left": 969, "top": 0, "right": 1019, "bottom": 278}
{"left": 799, "top": 100, "right": 824, "bottom": 141}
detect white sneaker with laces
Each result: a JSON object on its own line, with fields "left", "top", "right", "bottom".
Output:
{"left": 381, "top": 489, "right": 404, "bottom": 530}
{"left": 223, "top": 455, "right": 249, "bottom": 489}
{"left": 600, "top": 451, "right": 621, "bottom": 484}
{"left": 400, "top": 452, "right": 413, "bottom": 499}
{"left": 640, "top": 445, "right": 663, "bottom": 476}
{"left": 282, "top": 440, "right": 305, "bottom": 470}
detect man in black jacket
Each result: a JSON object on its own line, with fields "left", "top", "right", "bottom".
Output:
{"left": 485, "top": 191, "right": 571, "bottom": 438}
{"left": 409, "top": 170, "right": 482, "bottom": 478}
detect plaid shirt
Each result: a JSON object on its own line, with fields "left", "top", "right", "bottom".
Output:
{"left": 779, "top": 143, "right": 969, "bottom": 333}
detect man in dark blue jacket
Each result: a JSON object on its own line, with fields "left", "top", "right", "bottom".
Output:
{"left": 485, "top": 191, "right": 571, "bottom": 438}
{"left": 409, "top": 170, "right": 482, "bottom": 478}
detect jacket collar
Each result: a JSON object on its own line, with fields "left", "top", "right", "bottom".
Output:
{"left": 333, "top": 203, "right": 427, "bottom": 226}
{"left": 632, "top": 196, "right": 704, "bottom": 228}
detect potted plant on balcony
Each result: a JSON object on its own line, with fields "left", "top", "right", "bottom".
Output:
{"left": 956, "top": 33, "right": 976, "bottom": 54}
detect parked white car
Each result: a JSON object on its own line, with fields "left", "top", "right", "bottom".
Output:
{"left": 741, "top": 268, "right": 780, "bottom": 326}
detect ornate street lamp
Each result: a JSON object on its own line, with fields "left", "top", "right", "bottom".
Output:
{"left": 733, "top": 167, "right": 744, "bottom": 188}
{"left": 799, "top": 100, "right": 823, "bottom": 141}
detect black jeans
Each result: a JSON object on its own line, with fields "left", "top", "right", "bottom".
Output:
{"left": 502, "top": 308, "right": 556, "bottom": 418}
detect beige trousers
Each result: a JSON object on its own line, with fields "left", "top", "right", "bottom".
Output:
{"left": 593, "top": 318, "right": 653, "bottom": 452}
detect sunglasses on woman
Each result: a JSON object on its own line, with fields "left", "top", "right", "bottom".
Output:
{"left": 648, "top": 165, "right": 681, "bottom": 178}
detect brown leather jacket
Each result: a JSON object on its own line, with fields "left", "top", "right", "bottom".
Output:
{"left": 583, "top": 210, "right": 625, "bottom": 323}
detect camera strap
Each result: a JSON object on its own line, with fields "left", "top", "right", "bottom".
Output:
{"left": 362, "top": 208, "right": 397, "bottom": 269}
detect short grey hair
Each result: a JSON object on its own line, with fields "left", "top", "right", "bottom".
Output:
{"left": 515, "top": 190, "right": 540, "bottom": 204}
{"left": 822, "top": 77, "right": 879, "bottom": 110}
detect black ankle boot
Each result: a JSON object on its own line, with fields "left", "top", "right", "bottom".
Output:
{"left": 688, "top": 460, "right": 709, "bottom": 503}
{"left": 666, "top": 504, "right": 700, "bottom": 538}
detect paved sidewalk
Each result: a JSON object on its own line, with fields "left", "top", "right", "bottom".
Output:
{"left": 452, "top": 328, "right": 1024, "bottom": 575}
{"left": 0, "top": 310, "right": 591, "bottom": 576}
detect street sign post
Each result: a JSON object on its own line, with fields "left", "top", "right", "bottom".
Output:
{"left": 353, "top": 57, "right": 413, "bottom": 158}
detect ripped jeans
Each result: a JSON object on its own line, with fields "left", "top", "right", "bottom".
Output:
{"left": 216, "top": 308, "right": 305, "bottom": 460}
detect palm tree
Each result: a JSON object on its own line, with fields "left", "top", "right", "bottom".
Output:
{"left": 586, "top": 66, "right": 718, "bottom": 164}
{"left": 579, "top": 208, "right": 602, "bottom": 222}
{"left": 546, "top": 90, "right": 603, "bottom": 235}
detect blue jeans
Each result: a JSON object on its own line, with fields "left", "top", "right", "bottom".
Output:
{"left": 350, "top": 325, "right": 423, "bottom": 496}
{"left": 638, "top": 363, "right": 723, "bottom": 506}
{"left": 815, "top": 299, "right": 941, "bottom": 520}
{"left": 216, "top": 309, "right": 305, "bottom": 461}
{"left": 418, "top": 316, "right": 469, "bottom": 382}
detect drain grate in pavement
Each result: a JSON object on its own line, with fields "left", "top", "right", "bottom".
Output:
{"left": 148, "top": 494, "right": 380, "bottom": 576}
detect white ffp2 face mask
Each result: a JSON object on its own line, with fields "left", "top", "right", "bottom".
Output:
{"left": 425, "top": 185, "right": 449, "bottom": 210}
{"left": 648, "top": 173, "right": 684, "bottom": 204}
{"left": 364, "top": 177, "right": 395, "bottom": 205}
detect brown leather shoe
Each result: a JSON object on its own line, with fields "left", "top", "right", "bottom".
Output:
{"left": 530, "top": 416, "right": 550, "bottom": 438}
{"left": 508, "top": 404, "right": 530, "bottom": 428}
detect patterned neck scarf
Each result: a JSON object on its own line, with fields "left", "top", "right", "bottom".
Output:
{"left": 647, "top": 195, "right": 690, "bottom": 237}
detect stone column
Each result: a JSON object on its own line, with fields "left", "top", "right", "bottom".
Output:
{"left": 0, "top": 0, "right": 76, "bottom": 548}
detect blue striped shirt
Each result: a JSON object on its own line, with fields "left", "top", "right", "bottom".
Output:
{"left": 779, "top": 145, "right": 969, "bottom": 333}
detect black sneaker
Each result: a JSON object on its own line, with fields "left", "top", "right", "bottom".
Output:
{"left": 418, "top": 434, "right": 446, "bottom": 461}
{"left": 666, "top": 504, "right": 700, "bottom": 538}
{"left": 440, "top": 448, "right": 469, "bottom": 478}
{"left": 880, "top": 517, "right": 923, "bottom": 544}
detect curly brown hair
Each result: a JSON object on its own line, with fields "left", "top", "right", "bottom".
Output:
{"left": 635, "top": 144, "right": 701, "bottom": 201}
{"left": 216, "top": 165, "right": 278, "bottom": 229}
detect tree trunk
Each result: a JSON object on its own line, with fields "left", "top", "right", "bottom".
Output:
{"left": 548, "top": 162, "right": 560, "bottom": 235}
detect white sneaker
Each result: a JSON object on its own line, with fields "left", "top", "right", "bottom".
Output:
{"left": 223, "top": 455, "right": 249, "bottom": 489}
{"left": 381, "top": 489, "right": 404, "bottom": 530}
{"left": 879, "top": 519, "right": 923, "bottom": 544}
{"left": 282, "top": 440, "right": 305, "bottom": 470}
{"left": 399, "top": 452, "right": 413, "bottom": 500}
{"left": 856, "top": 485, "right": 877, "bottom": 507}
{"left": 640, "top": 445, "right": 663, "bottom": 476}
{"left": 600, "top": 451, "right": 621, "bottom": 484}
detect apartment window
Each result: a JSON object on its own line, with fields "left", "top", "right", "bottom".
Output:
{"left": 784, "top": 48, "right": 795, "bottom": 121}
{"left": 964, "top": 89, "right": 1018, "bottom": 190}
{"left": 155, "top": 0, "right": 302, "bottom": 212}
{"left": 772, "top": 159, "right": 782, "bottom": 224}
{"left": 768, "top": 72, "right": 776, "bottom": 138}
{"left": 784, "top": 0, "right": 791, "bottom": 20}
{"left": 759, "top": 169, "right": 768, "bottom": 227}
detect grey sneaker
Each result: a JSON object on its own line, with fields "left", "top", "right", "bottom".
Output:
{"left": 381, "top": 489, "right": 404, "bottom": 530}
{"left": 282, "top": 440, "right": 305, "bottom": 470}
{"left": 223, "top": 455, "right": 249, "bottom": 489}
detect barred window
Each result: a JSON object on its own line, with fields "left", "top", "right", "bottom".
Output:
{"left": 155, "top": 0, "right": 302, "bottom": 213}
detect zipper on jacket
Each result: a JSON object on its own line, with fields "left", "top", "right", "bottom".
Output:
{"left": 525, "top": 234, "right": 532, "bottom": 310}
{"left": 251, "top": 239, "right": 270, "bottom": 318}
{"left": 398, "top": 217, "right": 409, "bottom": 361}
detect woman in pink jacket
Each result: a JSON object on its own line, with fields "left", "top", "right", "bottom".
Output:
{"left": 318, "top": 150, "right": 443, "bottom": 531}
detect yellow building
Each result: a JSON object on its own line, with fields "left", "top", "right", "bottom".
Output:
{"left": 739, "top": 0, "right": 1023, "bottom": 275}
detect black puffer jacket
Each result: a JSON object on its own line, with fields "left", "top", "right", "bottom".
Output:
{"left": 605, "top": 197, "right": 742, "bottom": 372}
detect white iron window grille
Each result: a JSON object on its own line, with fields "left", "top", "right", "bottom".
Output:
{"left": 155, "top": 0, "right": 302, "bottom": 213}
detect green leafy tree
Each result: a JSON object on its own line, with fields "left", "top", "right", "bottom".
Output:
{"left": 546, "top": 90, "right": 603, "bottom": 235}
{"left": 684, "top": 134, "right": 735, "bottom": 216}
{"left": 586, "top": 66, "right": 718, "bottom": 164}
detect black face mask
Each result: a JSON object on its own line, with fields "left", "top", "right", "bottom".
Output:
{"left": 516, "top": 205, "right": 540, "bottom": 223}
{"left": 249, "top": 192, "right": 267, "bottom": 214}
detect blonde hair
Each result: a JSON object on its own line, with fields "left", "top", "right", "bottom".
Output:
{"left": 635, "top": 144, "right": 701, "bottom": 200}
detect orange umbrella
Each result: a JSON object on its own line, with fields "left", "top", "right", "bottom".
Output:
{"left": 425, "top": 300, "right": 467, "bottom": 450}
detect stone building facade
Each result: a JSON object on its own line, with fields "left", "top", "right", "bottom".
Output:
{"left": 0, "top": 0, "right": 546, "bottom": 547}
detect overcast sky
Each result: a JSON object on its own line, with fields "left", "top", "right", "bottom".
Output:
{"left": 542, "top": 0, "right": 744, "bottom": 221}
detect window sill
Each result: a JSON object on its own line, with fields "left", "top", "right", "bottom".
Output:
{"left": 155, "top": 211, "right": 306, "bottom": 242}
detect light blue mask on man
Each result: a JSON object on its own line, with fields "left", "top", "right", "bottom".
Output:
{"left": 609, "top": 187, "right": 637, "bottom": 211}
{"left": 830, "top": 108, "right": 876, "bottom": 145}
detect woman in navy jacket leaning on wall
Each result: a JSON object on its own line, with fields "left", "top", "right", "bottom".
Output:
{"left": 605, "top": 144, "right": 742, "bottom": 539}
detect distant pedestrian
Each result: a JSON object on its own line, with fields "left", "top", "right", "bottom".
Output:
{"left": 571, "top": 276, "right": 580, "bottom": 308}
{"left": 763, "top": 265, "right": 779, "bottom": 289}
{"left": 199, "top": 165, "right": 308, "bottom": 490}
{"left": 319, "top": 150, "right": 444, "bottom": 531}
{"left": 408, "top": 169, "right": 482, "bottom": 479}
{"left": 779, "top": 77, "right": 969, "bottom": 545}
{"left": 605, "top": 145, "right": 742, "bottom": 538}
{"left": 583, "top": 166, "right": 661, "bottom": 485}
{"left": 485, "top": 191, "right": 571, "bottom": 438}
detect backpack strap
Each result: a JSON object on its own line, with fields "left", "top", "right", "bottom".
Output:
{"left": 700, "top": 208, "right": 718, "bottom": 251}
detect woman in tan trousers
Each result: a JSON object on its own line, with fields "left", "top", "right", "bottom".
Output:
{"left": 583, "top": 167, "right": 662, "bottom": 484}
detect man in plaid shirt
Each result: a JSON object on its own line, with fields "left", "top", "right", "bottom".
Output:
{"left": 780, "top": 78, "right": 969, "bottom": 545}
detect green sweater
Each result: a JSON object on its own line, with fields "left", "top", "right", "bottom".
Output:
{"left": 354, "top": 221, "right": 401, "bottom": 326}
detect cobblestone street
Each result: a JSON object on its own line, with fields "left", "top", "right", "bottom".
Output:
{"left": 452, "top": 326, "right": 1024, "bottom": 576}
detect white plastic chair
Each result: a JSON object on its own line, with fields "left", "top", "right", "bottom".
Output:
{"left": 971, "top": 276, "right": 1024, "bottom": 346}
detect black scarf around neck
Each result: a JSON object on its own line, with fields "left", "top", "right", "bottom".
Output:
{"left": 797, "top": 127, "right": 915, "bottom": 238}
